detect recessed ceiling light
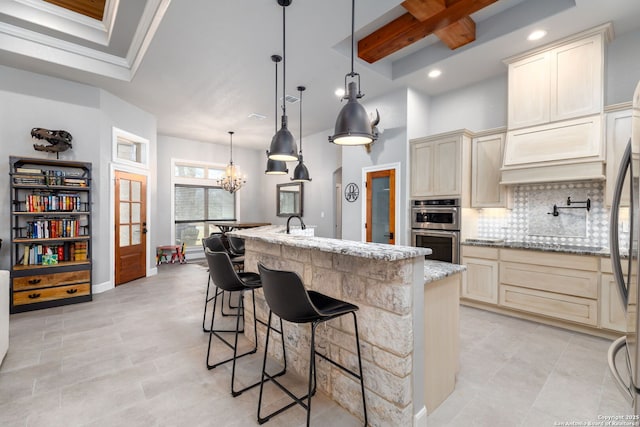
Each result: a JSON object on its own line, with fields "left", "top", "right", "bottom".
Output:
{"left": 248, "top": 113, "right": 266, "bottom": 120}
{"left": 428, "top": 69, "right": 442, "bottom": 78}
{"left": 528, "top": 30, "right": 547, "bottom": 41}
{"left": 335, "top": 88, "right": 345, "bottom": 97}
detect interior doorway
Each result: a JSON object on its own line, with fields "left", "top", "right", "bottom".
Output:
{"left": 114, "top": 171, "right": 147, "bottom": 285}
{"left": 365, "top": 168, "right": 396, "bottom": 244}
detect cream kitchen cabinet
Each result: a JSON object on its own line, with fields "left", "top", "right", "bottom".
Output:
{"left": 410, "top": 130, "right": 471, "bottom": 203}
{"left": 461, "top": 245, "right": 499, "bottom": 304}
{"left": 499, "top": 249, "right": 599, "bottom": 327}
{"left": 600, "top": 257, "right": 628, "bottom": 333}
{"left": 605, "top": 105, "right": 633, "bottom": 207}
{"left": 471, "top": 130, "right": 509, "bottom": 208}
{"left": 506, "top": 25, "right": 610, "bottom": 130}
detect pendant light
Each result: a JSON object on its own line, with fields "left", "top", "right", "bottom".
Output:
{"left": 291, "top": 85, "right": 311, "bottom": 182}
{"left": 217, "top": 131, "right": 246, "bottom": 193}
{"left": 267, "top": 0, "right": 298, "bottom": 162}
{"left": 328, "top": 0, "right": 379, "bottom": 146}
{"left": 265, "top": 54, "right": 289, "bottom": 175}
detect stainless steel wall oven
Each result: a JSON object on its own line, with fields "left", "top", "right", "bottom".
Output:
{"left": 411, "top": 199, "right": 460, "bottom": 264}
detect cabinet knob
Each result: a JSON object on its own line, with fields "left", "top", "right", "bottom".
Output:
{"left": 66, "top": 289, "right": 78, "bottom": 295}
{"left": 28, "top": 278, "right": 41, "bottom": 285}
{"left": 28, "top": 293, "right": 41, "bottom": 299}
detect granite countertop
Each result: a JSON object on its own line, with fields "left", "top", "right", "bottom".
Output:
{"left": 229, "top": 225, "right": 432, "bottom": 261}
{"left": 424, "top": 261, "right": 466, "bottom": 284}
{"left": 463, "top": 239, "right": 611, "bottom": 256}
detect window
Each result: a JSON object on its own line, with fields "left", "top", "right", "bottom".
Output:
{"left": 173, "top": 161, "right": 235, "bottom": 247}
{"left": 112, "top": 127, "right": 149, "bottom": 167}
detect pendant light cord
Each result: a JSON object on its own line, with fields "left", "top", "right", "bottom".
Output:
{"left": 299, "top": 88, "right": 303, "bottom": 154}
{"left": 228, "top": 131, "right": 233, "bottom": 164}
{"left": 282, "top": 5, "right": 287, "bottom": 117}
{"left": 350, "top": 0, "right": 355, "bottom": 77}
{"left": 274, "top": 57, "right": 278, "bottom": 133}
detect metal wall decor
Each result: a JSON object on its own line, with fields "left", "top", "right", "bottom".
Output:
{"left": 344, "top": 182, "right": 359, "bottom": 202}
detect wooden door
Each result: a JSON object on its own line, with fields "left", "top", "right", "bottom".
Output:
{"left": 366, "top": 169, "right": 395, "bottom": 244}
{"left": 115, "top": 171, "right": 147, "bottom": 285}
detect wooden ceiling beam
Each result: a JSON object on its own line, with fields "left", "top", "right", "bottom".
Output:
{"left": 358, "top": 0, "right": 497, "bottom": 63}
{"left": 401, "top": 0, "right": 446, "bottom": 21}
{"left": 434, "top": 15, "right": 476, "bottom": 50}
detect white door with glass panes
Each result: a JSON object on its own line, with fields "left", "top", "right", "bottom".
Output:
{"left": 115, "top": 171, "right": 147, "bottom": 285}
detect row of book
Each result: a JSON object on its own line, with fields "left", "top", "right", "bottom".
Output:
{"left": 20, "top": 242, "right": 89, "bottom": 266}
{"left": 13, "top": 167, "right": 88, "bottom": 187}
{"left": 25, "top": 193, "right": 83, "bottom": 212}
{"left": 25, "top": 218, "right": 83, "bottom": 239}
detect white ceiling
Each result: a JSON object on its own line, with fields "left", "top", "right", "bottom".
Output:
{"left": 1, "top": 0, "right": 640, "bottom": 149}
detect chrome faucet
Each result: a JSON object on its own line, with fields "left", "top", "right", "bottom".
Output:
{"left": 286, "top": 215, "right": 306, "bottom": 234}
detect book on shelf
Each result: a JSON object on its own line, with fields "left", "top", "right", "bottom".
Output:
{"left": 20, "top": 242, "right": 87, "bottom": 266}
{"left": 16, "top": 167, "right": 42, "bottom": 174}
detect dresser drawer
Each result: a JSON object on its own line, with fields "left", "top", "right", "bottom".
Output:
{"left": 13, "top": 270, "right": 90, "bottom": 291}
{"left": 13, "top": 283, "right": 90, "bottom": 306}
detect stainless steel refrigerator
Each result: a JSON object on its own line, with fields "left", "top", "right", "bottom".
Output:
{"left": 609, "top": 80, "right": 640, "bottom": 413}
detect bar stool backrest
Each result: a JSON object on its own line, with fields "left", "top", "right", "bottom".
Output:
{"left": 203, "top": 234, "right": 226, "bottom": 252}
{"left": 258, "top": 263, "right": 320, "bottom": 323}
{"left": 227, "top": 236, "right": 245, "bottom": 255}
{"left": 205, "top": 249, "right": 247, "bottom": 292}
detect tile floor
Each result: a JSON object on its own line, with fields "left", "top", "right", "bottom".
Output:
{"left": 0, "top": 263, "right": 631, "bottom": 426}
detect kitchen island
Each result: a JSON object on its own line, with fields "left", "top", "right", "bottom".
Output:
{"left": 229, "top": 226, "right": 465, "bottom": 426}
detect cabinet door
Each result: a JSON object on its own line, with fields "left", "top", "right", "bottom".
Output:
{"left": 462, "top": 257, "right": 498, "bottom": 304}
{"left": 600, "top": 273, "right": 626, "bottom": 332}
{"left": 552, "top": 34, "right": 603, "bottom": 121}
{"left": 410, "top": 141, "right": 434, "bottom": 198}
{"left": 508, "top": 52, "right": 550, "bottom": 129}
{"left": 472, "top": 133, "right": 506, "bottom": 207}
{"left": 432, "top": 137, "right": 460, "bottom": 197}
{"left": 605, "top": 109, "right": 632, "bottom": 207}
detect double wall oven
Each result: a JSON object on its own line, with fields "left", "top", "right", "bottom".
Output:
{"left": 411, "top": 199, "right": 460, "bottom": 264}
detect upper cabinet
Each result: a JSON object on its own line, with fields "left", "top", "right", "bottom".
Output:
{"left": 605, "top": 104, "right": 633, "bottom": 207}
{"left": 501, "top": 24, "right": 613, "bottom": 185}
{"left": 410, "top": 130, "right": 472, "bottom": 204}
{"left": 471, "top": 130, "right": 509, "bottom": 208}
{"left": 507, "top": 29, "right": 606, "bottom": 129}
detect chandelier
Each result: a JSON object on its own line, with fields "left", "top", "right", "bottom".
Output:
{"left": 217, "top": 131, "right": 246, "bottom": 193}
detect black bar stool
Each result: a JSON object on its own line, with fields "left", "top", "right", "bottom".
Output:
{"left": 205, "top": 249, "right": 286, "bottom": 397}
{"left": 256, "top": 263, "right": 368, "bottom": 426}
{"left": 202, "top": 234, "right": 244, "bottom": 330}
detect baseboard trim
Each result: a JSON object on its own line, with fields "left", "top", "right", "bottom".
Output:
{"left": 93, "top": 280, "right": 113, "bottom": 294}
{"left": 414, "top": 405, "right": 427, "bottom": 427}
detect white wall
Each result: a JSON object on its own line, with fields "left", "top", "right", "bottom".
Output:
{"left": 606, "top": 29, "right": 640, "bottom": 105}
{"left": 428, "top": 73, "right": 508, "bottom": 135}
{"left": 341, "top": 88, "right": 410, "bottom": 244}
{"left": 257, "top": 130, "right": 341, "bottom": 238}
{"left": 0, "top": 65, "right": 157, "bottom": 290}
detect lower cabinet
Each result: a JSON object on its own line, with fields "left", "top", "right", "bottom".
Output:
{"left": 461, "top": 245, "right": 626, "bottom": 335}
{"left": 461, "top": 246, "right": 499, "bottom": 304}
{"left": 600, "top": 258, "right": 628, "bottom": 333}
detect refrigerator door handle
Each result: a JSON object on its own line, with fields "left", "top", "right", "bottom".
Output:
{"left": 608, "top": 335, "right": 635, "bottom": 405}
{"left": 610, "top": 139, "right": 632, "bottom": 307}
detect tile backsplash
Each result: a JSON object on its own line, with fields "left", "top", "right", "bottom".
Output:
{"left": 475, "top": 181, "right": 618, "bottom": 248}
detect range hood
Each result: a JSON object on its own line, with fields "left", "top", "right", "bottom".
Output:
{"left": 500, "top": 114, "right": 605, "bottom": 185}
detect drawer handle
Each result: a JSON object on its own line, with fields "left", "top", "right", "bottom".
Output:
{"left": 28, "top": 279, "right": 41, "bottom": 285}
{"left": 28, "top": 293, "right": 41, "bottom": 299}
{"left": 66, "top": 289, "right": 78, "bottom": 295}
